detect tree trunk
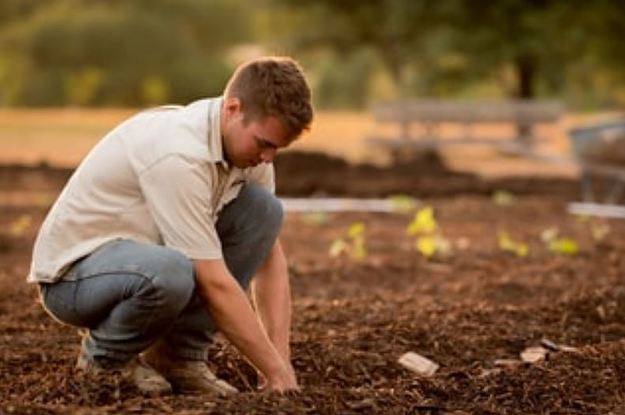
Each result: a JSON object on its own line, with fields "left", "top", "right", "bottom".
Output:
{"left": 514, "top": 54, "right": 537, "bottom": 148}
{"left": 380, "top": 44, "right": 404, "bottom": 95}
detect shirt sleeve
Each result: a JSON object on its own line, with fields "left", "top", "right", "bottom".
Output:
{"left": 245, "top": 163, "right": 275, "bottom": 194}
{"left": 138, "top": 154, "right": 222, "bottom": 260}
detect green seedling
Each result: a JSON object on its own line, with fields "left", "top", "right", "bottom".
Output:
{"left": 548, "top": 238, "right": 579, "bottom": 255}
{"left": 388, "top": 194, "right": 418, "bottom": 214}
{"left": 498, "top": 230, "right": 529, "bottom": 257}
{"left": 301, "top": 211, "right": 329, "bottom": 226}
{"left": 406, "top": 206, "right": 437, "bottom": 235}
{"left": 540, "top": 227, "right": 579, "bottom": 255}
{"left": 540, "top": 227, "right": 559, "bottom": 243}
{"left": 492, "top": 190, "right": 516, "bottom": 206}
{"left": 574, "top": 214, "right": 590, "bottom": 223}
{"left": 590, "top": 220, "right": 610, "bottom": 242}
{"left": 575, "top": 215, "right": 610, "bottom": 242}
{"left": 416, "top": 235, "right": 451, "bottom": 258}
{"left": 9, "top": 214, "right": 32, "bottom": 237}
{"left": 329, "top": 222, "right": 367, "bottom": 261}
{"left": 406, "top": 206, "right": 450, "bottom": 258}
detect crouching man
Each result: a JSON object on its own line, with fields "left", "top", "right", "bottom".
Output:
{"left": 28, "top": 56, "right": 313, "bottom": 396}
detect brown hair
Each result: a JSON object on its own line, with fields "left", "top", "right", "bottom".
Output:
{"left": 224, "top": 56, "right": 313, "bottom": 139}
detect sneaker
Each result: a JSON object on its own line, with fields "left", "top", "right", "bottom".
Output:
{"left": 144, "top": 348, "right": 238, "bottom": 395}
{"left": 76, "top": 353, "right": 172, "bottom": 396}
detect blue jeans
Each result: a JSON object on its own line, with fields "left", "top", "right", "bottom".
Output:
{"left": 39, "top": 184, "right": 283, "bottom": 367}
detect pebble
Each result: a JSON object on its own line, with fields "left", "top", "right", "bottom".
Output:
{"left": 398, "top": 352, "right": 439, "bottom": 376}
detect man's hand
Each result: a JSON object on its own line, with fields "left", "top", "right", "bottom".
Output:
{"left": 261, "top": 360, "right": 299, "bottom": 393}
{"left": 194, "top": 259, "right": 298, "bottom": 392}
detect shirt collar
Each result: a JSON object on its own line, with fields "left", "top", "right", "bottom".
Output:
{"left": 207, "top": 96, "right": 230, "bottom": 170}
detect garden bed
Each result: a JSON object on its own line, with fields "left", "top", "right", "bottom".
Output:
{"left": 1, "top": 153, "right": 624, "bottom": 414}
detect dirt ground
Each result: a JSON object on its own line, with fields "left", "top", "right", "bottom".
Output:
{"left": 2, "top": 152, "right": 625, "bottom": 414}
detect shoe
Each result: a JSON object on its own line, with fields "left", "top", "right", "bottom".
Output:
{"left": 144, "top": 348, "right": 238, "bottom": 395}
{"left": 76, "top": 353, "right": 173, "bottom": 396}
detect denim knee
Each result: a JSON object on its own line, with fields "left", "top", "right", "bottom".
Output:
{"left": 236, "top": 183, "right": 284, "bottom": 238}
{"left": 145, "top": 248, "right": 195, "bottom": 315}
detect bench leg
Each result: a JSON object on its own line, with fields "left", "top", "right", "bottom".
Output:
{"left": 581, "top": 171, "right": 594, "bottom": 203}
{"left": 606, "top": 179, "right": 625, "bottom": 204}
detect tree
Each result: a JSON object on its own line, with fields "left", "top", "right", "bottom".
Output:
{"left": 0, "top": 0, "right": 251, "bottom": 106}
{"left": 267, "top": 0, "right": 448, "bottom": 92}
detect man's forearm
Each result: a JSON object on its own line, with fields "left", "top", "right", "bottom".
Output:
{"left": 252, "top": 241, "right": 292, "bottom": 360}
{"left": 194, "top": 259, "right": 290, "bottom": 381}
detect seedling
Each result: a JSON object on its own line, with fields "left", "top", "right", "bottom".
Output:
{"left": 301, "top": 211, "right": 329, "bottom": 226}
{"left": 406, "top": 206, "right": 437, "bottom": 235}
{"left": 590, "top": 220, "right": 610, "bottom": 242}
{"left": 415, "top": 235, "right": 451, "bottom": 258}
{"left": 575, "top": 214, "right": 610, "bottom": 242}
{"left": 9, "top": 214, "right": 32, "bottom": 237}
{"left": 329, "top": 222, "right": 367, "bottom": 261}
{"left": 492, "top": 190, "right": 516, "bottom": 206}
{"left": 540, "top": 227, "right": 578, "bottom": 255}
{"left": 548, "top": 238, "right": 579, "bottom": 255}
{"left": 406, "top": 206, "right": 450, "bottom": 258}
{"left": 497, "top": 230, "right": 529, "bottom": 257}
{"left": 388, "top": 194, "right": 418, "bottom": 214}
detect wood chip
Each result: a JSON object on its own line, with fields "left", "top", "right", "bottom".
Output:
{"left": 520, "top": 346, "right": 548, "bottom": 363}
{"left": 558, "top": 345, "right": 580, "bottom": 353}
{"left": 494, "top": 358, "right": 523, "bottom": 367}
{"left": 398, "top": 352, "right": 439, "bottom": 376}
{"left": 540, "top": 338, "right": 560, "bottom": 352}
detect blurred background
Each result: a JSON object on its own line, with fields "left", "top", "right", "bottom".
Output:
{"left": 1, "top": 0, "right": 624, "bottom": 173}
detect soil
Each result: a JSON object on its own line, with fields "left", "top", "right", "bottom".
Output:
{"left": 2, "top": 151, "right": 625, "bottom": 414}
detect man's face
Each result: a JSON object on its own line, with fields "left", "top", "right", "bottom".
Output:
{"left": 221, "top": 98, "right": 293, "bottom": 168}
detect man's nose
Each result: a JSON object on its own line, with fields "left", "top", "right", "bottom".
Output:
{"left": 260, "top": 148, "right": 277, "bottom": 163}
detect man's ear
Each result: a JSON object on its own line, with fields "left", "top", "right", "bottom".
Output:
{"left": 223, "top": 97, "right": 241, "bottom": 119}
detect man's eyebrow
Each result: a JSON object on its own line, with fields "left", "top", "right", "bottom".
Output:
{"left": 256, "top": 136, "right": 278, "bottom": 148}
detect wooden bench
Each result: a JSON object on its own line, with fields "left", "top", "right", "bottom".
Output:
{"left": 368, "top": 99, "right": 563, "bottom": 162}
{"left": 568, "top": 118, "right": 625, "bottom": 204}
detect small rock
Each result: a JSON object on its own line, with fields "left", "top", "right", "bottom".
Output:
{"left": 520, "top": 346, "right": 548, "bottom": 363}
{"left": 398, "top": 352, "right": 439, "bottom": 376}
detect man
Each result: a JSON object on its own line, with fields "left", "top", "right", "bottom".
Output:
{"left": 28, "top": 56, "right": 313, "bottom": 396}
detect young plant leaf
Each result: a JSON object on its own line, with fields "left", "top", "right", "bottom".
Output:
{"left": 352, "top": 239, "right": 367, "bottom": 260}
{"left": 301, "top": 211, "right": 329, "bottom": 225}
{"left": 540, "top": 227, "right": 559, "bottom": 243}
{"left": 415, "top": 235, "right": 451, "bottom": 258}
{"left": 407, "top": 206, "right": 437, "bottom": 236}
{"left": 492, "top": 190, "right": 516, "bottom": 206}
{"left": 416, "top": 236, "right": 437, "bottom": 258}
{"left": 590, "top": 221, "right": 610, "bottom": 242}
{"left": 348, "top": 222, "right": 365, "bottom": 238}
{"left": 548, "top": 238, "right": 579, "bottom": 255}
{"left": 9, "top": 214, "right": 32, "bottom": 237}
{"left": 498, "top": 230, "right": 529, "bottom": 257}
{"left": 388, "top": 194, "right": 418, "bottom": 213}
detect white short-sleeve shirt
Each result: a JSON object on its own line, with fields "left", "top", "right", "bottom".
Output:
{"left": 28, "top": 97, "right": 275, "bottom": 283}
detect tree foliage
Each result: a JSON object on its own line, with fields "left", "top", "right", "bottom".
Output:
{"left": 267, "top": 0, "right": 625, "bottom": 108}
{"left": 1, "top": 0, "right": 624, "bottom": 108}
{"left": 0, "top": 0, "right": 250, "bottom": 106}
